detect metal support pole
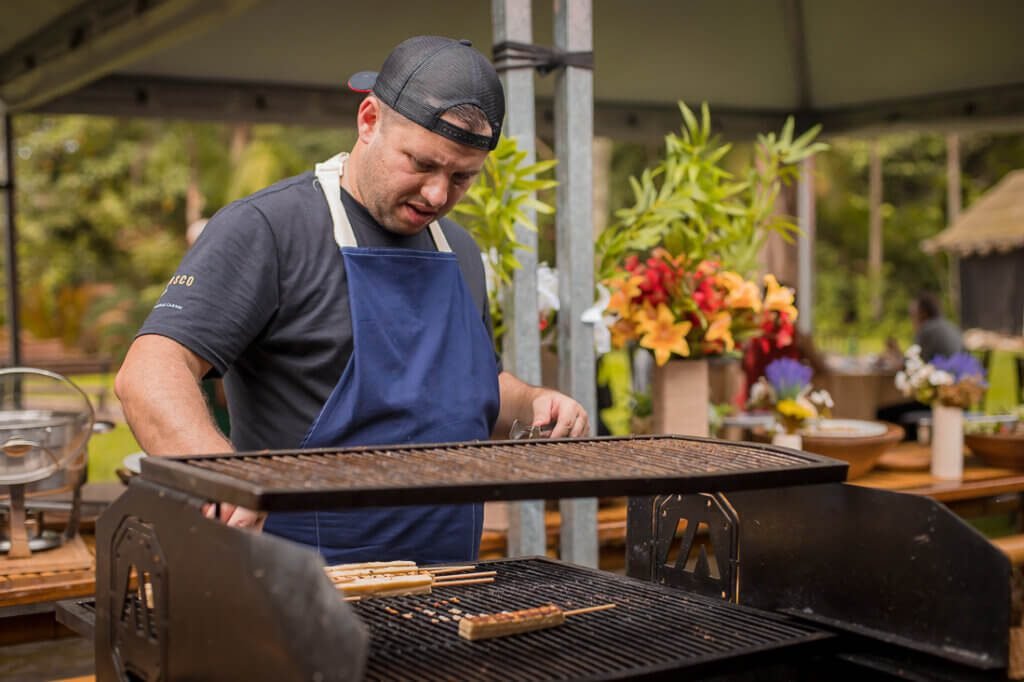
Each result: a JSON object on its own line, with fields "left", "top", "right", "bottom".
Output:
{"left": 1, "top": 111, "right": 21, "bottom": 367}
{"left": 868, "top": 140, "right": 883, "bottom": 321}
{"left": 554, "top": 0, "right": 597, "bottom": 568}
{"left": 796, "top": 156, "right": 815, "bottom": 335}
{"left": 946, "top": 133, "right": 962, "bottom": 320}
{"left": 492, "top": 0, "right": 545, "bottom": 557}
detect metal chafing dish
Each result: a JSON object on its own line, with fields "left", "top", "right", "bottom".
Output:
{"left": 0, "top": 367, "right": 100, "bottom": 556}
{"left": 59, "top": 435, "right": 1011, "bottom": 680}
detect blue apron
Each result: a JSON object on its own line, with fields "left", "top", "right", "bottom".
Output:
{"left": 263, "top": 153, "right": 500, "bottom": 565}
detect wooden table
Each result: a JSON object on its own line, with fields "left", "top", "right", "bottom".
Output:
{"left": 853, "top": 443, "right": 1024, "bottom": 502}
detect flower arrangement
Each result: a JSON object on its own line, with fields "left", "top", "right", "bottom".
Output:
{"left": 591, "top": 102, "right": 822, "bottom": 368}
{"left": 747, "top": 358, "right": 833, "bottom": 434}
{"left": 895, "top": 345, "right": 987, "bottom": 408}
{"left": 601, "top": 249, "right": 799, "bottom": 366}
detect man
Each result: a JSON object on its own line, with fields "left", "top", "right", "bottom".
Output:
{"left": 911, "top": 291, "right": 962, "bottom": 361}
{"left": 115, "top": 36, "right": 589, "bottom": 564}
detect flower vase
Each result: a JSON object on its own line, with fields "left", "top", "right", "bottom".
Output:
{"left": 771, "top": 432, "right": 803, "bottom": 450}
{"left": 652, "top": 358, "right": 709, "bottom": 437}
{"left": 931, "top": 404, "right": 964, "bottom": 480}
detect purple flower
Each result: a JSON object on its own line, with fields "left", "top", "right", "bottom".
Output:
{"left": 764, "top": 358, "right": 813, "bottom": 400}
{"left": 931, "top": 353, "right": 988, "bottom": 386}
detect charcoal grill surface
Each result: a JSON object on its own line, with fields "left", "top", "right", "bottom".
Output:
{"left": 140, "top": 435, "right": 847, "bottom": 511}
{"left": 354, "top": 557, "right": 832, "bottom": 681}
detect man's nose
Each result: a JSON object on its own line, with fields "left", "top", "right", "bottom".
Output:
{"left": 421, "top": 175, "right": 449, "bottom": 208}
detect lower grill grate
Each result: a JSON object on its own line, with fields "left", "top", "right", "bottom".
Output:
{"left": 352, "top": 558, "right": 832, "bottom": 681}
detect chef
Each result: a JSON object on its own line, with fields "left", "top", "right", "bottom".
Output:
{"left": 114, "top": 36, "right": 589, "bottom": 564}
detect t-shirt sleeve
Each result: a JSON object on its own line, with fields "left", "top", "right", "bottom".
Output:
{"left": 138, "top": 201, "right": 280, "bottom": 375}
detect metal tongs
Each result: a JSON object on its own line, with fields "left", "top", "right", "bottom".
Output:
{"left": 508, "top": 419, "right": 555, "bottom": 440}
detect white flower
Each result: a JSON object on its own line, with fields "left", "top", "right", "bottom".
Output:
{"left": 809, "top": 390, "right": 834, "bottom": 409}
{"left": 581, "top": 284, "right": 614, "bottom": 355}
{"left": 929, "top": 370, "right": 954, "bottom": 386}
{"left": 796, "top": 395, "right": 819, "bottom": 418}
{"left": 536, "top": 262, "right": 560, "bottom": 315}
{"left": 749, "top": 380, "right": 770, "bottom": 405}
{"left": 895, "top": 371, "right": 909, "bottom": 393}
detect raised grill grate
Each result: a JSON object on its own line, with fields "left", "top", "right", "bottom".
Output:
{"left": 140, "top": 436, "right": 846, "bottom": 511}
{"left": 353, "top": 558, "right": 832, "bottom": 681}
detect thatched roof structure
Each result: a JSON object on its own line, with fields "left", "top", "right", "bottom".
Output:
{"left": 924, "top": 170, "right": 1024, "bottom": 256}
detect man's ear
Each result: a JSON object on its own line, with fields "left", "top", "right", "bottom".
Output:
{"left": 356, "top": 96, "right": 382, "bottom": 144}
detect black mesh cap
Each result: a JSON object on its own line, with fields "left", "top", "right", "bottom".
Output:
{"left": 348, "top": 36, "right": 504, "bottom": 151}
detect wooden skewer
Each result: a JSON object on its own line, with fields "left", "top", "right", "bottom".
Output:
{"left": 563, "top": 603, "right": 617, "bottom": 617}
{"left": 433, "top": 577, "right": 495, "bottom": 587}
{"left": 424, "top": 565, "right": 477, "bottom": 575}
{"left": 432, "top": 571, "right": 497, "bottom": 582}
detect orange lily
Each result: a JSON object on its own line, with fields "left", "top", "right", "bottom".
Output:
{"left": 609, "top": 318, "right": 637, "bottom": 349}
{"left": 723, "top": 277, "right": 762, "bottom": 312}
{"left": 763, "top": 274, "right": 799, "bottom": 321}
{"left": 606, "top": 273, "right": 645, "bottom": 318}
{"left": 636, "top": 303, "right": 693, "bottom": 366}
{"left": 705, "top": 311, "right": 735, "bottom": 352}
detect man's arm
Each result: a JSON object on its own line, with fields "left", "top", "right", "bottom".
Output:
{"left": 115, "top": 334, "right": 259, "bottom": 528}
{"left": 494, "top": 371, "right": 590, "bottom": 439}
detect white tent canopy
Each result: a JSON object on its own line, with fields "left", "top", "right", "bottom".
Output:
{"left": 3, "top": 0, "right": 1024, "bottom": 139}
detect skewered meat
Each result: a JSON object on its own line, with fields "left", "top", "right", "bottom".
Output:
{"left": 458, "top": 603, "right": 617, "bottom": 641}
{"left": 458, "top": 605, "right": 565, "bottom": 640}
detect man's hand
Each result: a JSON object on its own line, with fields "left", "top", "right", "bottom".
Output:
{"left": 203, "top": 502, "right": 265, "bottom": 530}
{"left": 495, "top": 371, "right": 591, "bottom": 439}
{"left": 530, "top": 388, "right": 590, "bottom": 438}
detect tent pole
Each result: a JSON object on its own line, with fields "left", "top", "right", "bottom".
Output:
{"left": 796, "top": 156, "right": 816, "bottom": 335}
{"left": 554, "top": 0, "right": 598, "bottom": 568}
{"left": 946, "top": 133, "right": 962, "bottom": 320}
{"left": 1, "top": 111, "right": 21, "bottom": 367}
{"left": 868, "top": 140, "right": 884, "bottom": 321}
{"left": 492, "top": 0, "right": 545, "bottom": 558}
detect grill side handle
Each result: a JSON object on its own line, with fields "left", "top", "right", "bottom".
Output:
{"left": 95, "top": 479, "right": 369, "bottom": 682}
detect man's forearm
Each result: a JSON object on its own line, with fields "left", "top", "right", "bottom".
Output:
{"left": 494, "top": 371, "right": 541, "bottom": 437}
{"left": 115, "top": 335, "right": 233, "bottom": 457}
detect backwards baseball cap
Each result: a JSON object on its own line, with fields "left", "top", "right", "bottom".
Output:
{"left": 348, "top": 36, "right": 505, "bottom": 151}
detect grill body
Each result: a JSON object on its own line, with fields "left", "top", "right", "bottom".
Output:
{"left": 83, "top": 436, "right": 1011, "bottom": 680}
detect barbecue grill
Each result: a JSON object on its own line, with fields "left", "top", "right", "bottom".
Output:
{"left": 64, "top": 435, "right": 1013, "bottom": 681}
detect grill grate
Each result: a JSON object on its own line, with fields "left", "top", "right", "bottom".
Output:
{"left": 353, "top": 558, "right": 832, "bottom": 681}
{"left": 140, "top": 436, "right": 846, "bottom": 511}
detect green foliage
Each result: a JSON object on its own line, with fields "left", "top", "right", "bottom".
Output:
{"left": 9, "top": 114, "right": 356, "bottom": 361}
{"left": 596, "top": 102, "right": 827, "bottom": 281}
{"left": 453, "top": 135, "right": 557, "bottom": 344}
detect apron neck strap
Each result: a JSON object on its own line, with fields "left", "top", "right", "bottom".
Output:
{"left": 314, "top": 152, "right": 450, "bottom": 252}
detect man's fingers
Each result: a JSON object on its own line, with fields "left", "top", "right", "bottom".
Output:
{"left": 226, "top": 506, "right": 263, "bottom": 530}
{"left": 570, "top": 412, "right": 590, "bottom": 438}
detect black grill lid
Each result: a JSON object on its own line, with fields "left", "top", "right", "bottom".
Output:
{"left": 139, "top": 435, "right": 847, "bottom": 511}
{"left": 354, "top": 557, "right": 833, "bottom": 681}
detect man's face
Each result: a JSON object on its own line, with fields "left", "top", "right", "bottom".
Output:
{"left": 354, "top": 103, "right": 489, "bottom": 235}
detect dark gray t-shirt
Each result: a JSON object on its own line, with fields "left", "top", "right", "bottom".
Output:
{"left": 139, "top": 171, "right": 496, "bottom": 451}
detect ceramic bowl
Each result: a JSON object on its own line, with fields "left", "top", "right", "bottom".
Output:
{"left": 965, "top": 431, "right": 1024, "bottom": 468}
{"left": 799, "top": 421, "right": 905, "bottom": 479}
